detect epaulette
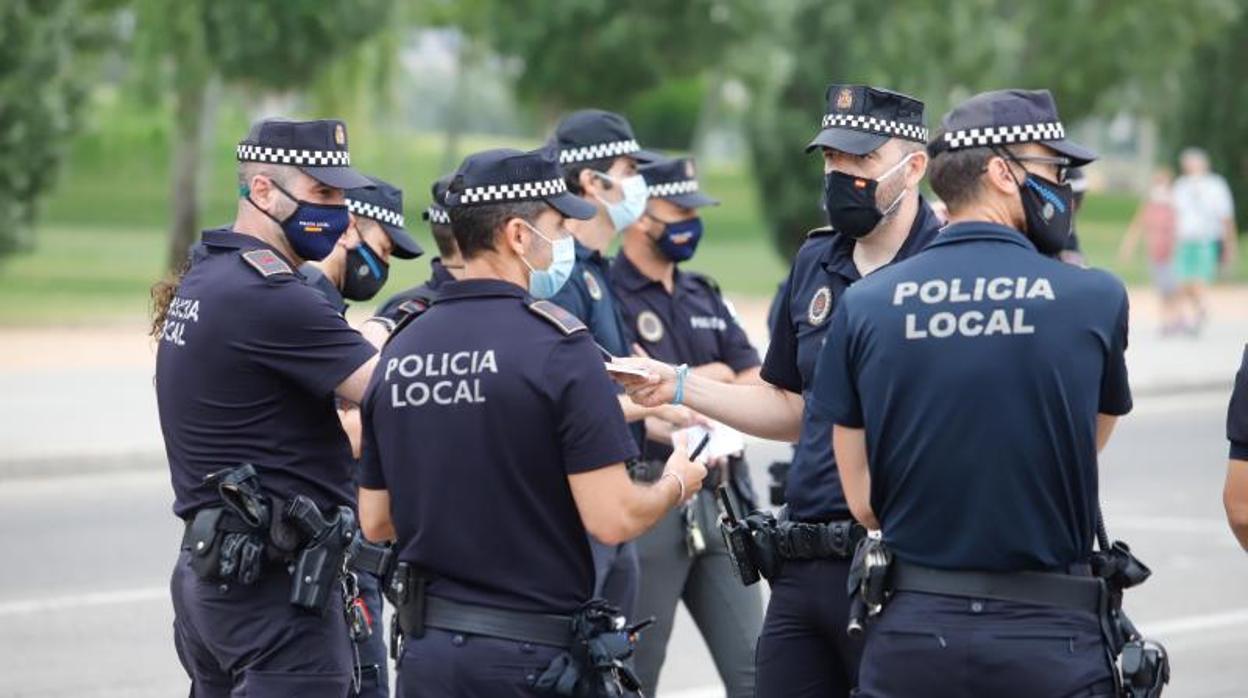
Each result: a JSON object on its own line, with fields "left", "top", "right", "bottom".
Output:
{"left": 396, "top": 298, "right": 431, "bottom": 319}
{"left": 684, "top": 270, "right": 722, "bottom": 297}
{"left": 806, "top": 226, "right": 835, "bottom": 239}
{"left": 240, "top": 249, "right": 293, "bottom": 277}
{"left": 386, "top": 309, "right": 423, "bottom": 348}
{"left": 527, "top": 299, "right": 587, "bottom": 336}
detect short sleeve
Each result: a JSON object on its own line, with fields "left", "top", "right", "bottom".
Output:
{"left": 1215, "top": 177, "right": 1236, "bottom": 219}
{"left": 1098, "top": 290, "right": 1133, "bottom": 416}
{"left": 808, "top": 303, "right": 864, "bottom": 428}
{"left": 714, "top": 295, "right": 761, "bottom": 373}
{"left": 545, "top": 334, "right": 639, "bottom": 474}
{"left": 358, "top": 375, "right": 387, "bottom": 489}
{"left": 1229, "top": 346, "right": 1248, "bottom": 460}
{"left": 245, "top": 282, "right": 377, "bottom": 397}
{"left": 761, "top": 273, "right": 802, "bottom": 393}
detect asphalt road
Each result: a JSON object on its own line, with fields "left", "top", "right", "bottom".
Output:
{"left": 0, "top": 388, "right": 1244, "bottom": 697}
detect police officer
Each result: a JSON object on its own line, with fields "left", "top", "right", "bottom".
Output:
{"left": 362, "top": 176, "right": 462, "bottom": 345}
{"left": 615, "top": 84, "right": 939, "bottom": 697}
{"left": 356, "top": 146, "right": 708, "bottom": 697}
{"left": 303, "top": 175, "right": 424, "bottom": 317}
{"left": 154, "top": 118, "right": 380, "bottom": 697}
{"left": 1225, "top": 345, "right": 1248, "bottom": 549}
{"left": 810, "top": 88, "right": 1128, "bottom": 697}
{"left": 300, "top": 175, "right": 421, "bottom": 698}
{"left": 610, "top": 155, "right": 765, "bottom": 696}
{"left": 551, "top": 108, "right": 699, "bottom": 619}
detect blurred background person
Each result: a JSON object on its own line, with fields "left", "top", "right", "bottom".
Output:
{"left": 1172, "top": 147, "right": 1238, "bottom": 335}
{"left": 1120, "top": 167, "right": 1180, "bottom": 335}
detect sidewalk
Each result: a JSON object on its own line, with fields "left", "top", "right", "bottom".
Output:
{"left": 2, "top": 285, "right": 1246, "bottom": 478}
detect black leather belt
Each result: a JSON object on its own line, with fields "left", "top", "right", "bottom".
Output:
{"left": 774, "top": 520, "right": 863, "bottom": 561}
{"left": 422, "top": 596, "right": 574, "bottom": 648}
{"left": 890, "top": 561, "right": 1104, "bottom": 614}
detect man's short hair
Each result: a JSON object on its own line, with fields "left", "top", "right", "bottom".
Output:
{"left": 927, "top": 130, "right": 995, "bottom": 213}
{"left": 237, "top": 161, "right": 296, "bottom": 192}
{"left": 430, "top": 224, "right": 458, "bottom": 258}
{"left": 562, "top": 156, "right": 620, "bottom": 196}
{"left": 448, "top": 201, "right": 549, "bottom": 260}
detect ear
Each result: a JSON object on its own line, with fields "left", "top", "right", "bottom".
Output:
{"left": 984, "top": 155, "right": 1019, "bottom": 196}
{"left": 502, "top": 217, "right": 529, "bottom": 257}
{"left": 906, "top": 150, "right": 929, "bottom": 187}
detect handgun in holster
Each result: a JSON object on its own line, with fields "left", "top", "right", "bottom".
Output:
{"left": 716, "top": 485, "right": 761, "bottom": 586}
{"left": 846, "top": 534, "right": 892, "bottom": 637}
{"left": 284, "top": 495, "right": 357, "bottom": 615}
{"left": 386, "top": 561, "right": 428, "bottom": 660}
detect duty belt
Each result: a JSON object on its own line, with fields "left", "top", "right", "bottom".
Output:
{"left": 424, "top": 595, "right": 574, "bottom": 648}
{"left": 774, "top": 520, "right": 863, "bottom": 561}
{"left": 890, "top": 560, "right": 1104, "bottom": 614}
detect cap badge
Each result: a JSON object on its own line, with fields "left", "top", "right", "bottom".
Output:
{"left": 334, "top": 123, "right": 346, "bottom": 146}
{"left": 808, "top": 286, "right": 832, "bottom": 326}
{"left": 684, "top": 160, "right": 696, "bottom": 178}
{"left": 836, "top": 88, "right": 854, "bottom": 111}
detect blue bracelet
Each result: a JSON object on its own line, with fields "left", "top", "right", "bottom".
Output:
{"left": 673, "top": 364, "right": 690, "bottom": 405}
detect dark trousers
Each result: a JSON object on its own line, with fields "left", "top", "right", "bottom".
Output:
{"left": 754, "top": 557, "right": 861, "bottom": 697}
{"left": 855, "top": 591, "right": 1117, "bottom": 698}
{"left": 355, "top": 571, "right": 389, "bottom": 698}
{"left": 590, "top": 537, "right": 640, "bottom": 620}
{"left": 170, "top": 551, "right": 353, "bottom": 698}
{"left": 396, "top": 628, "right": 563, "bottom": 698}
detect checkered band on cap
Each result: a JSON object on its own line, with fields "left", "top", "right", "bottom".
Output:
{"left": 236, "top": 144, "right": 351, "bottom": 167}
{"left": 425, "top": 206, "right": 450, "bottom": 224}
{"left": 648, "top": 179, "right": 699, "bottom": 198}
{"left": 347, "top": 199, "right": 404, "bottom": 228}
{"left": 459, "top": 177, "right": 568, "bottom": 204}
{"left": 558, "top": 139, "right": 641, "bottom": 164}
{"left": 820, "top": 114, "right": 928, "bottom": 142}
{"left": 942, "top": 121, "right": 1066, "bottom": 150}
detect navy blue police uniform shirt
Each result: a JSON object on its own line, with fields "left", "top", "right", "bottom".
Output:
{"left": 359, "top": 279, "right": 639, "bottom": 614}
{"left": 301, "top": 263, "right": 347, "bottom": 316}
{"left": 762, "top": 198, "right": 941, "bottom": 522}
{"left": 1230, "top": 346, "right": 1248, "bottom": 460}
{"left": 610, "top": 252, "right": 760, "bottom": 459}
{"left": 372, "top": 257, "right": 457, "bottom": 327}
{"left": 811, "top": 221, "right": 1133, "bottom": 572}
{"left": 156, "top": 229, "right": 377, "bottom": 519}
{"left": 552, "top": 240, "right": 632, "bottom": 357}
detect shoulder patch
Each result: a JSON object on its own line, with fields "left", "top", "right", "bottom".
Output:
{"left": 397, "top": 298, "right": 430, "bottom": 318}
{"left": 685, "top": 271, "right": 722, "bottom": 297}
{"left": 806, "top": 226, "right": 834, "bottom": 239}
{"left": 240, "top": 249, "right": 292, "bottom": 277}
{"left": 528, "top": 300, "right": 587, "bottom": 336}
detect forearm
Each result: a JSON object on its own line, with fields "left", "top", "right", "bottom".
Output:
{"left": 1224, "top": 459, "right": 1248, "bottom": 551}
{"left": 833, "top": 425, "right": 879, "bottom": 529}
{"left": 610, "top": 476, "right": 683, "bottom": 544}
{"left": 619, "top": 394, "right": 650, "bottom": 423}
{"left": 681, "top": 374, "right": 803, "bottom": 441}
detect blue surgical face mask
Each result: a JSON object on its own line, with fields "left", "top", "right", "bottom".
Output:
{"left": 593, "top": 172, "right": 649, "bottom": 232}
{"left": 246, "top": 181, "right": 350, "bottom": 261}
{"left": 652, "top": 216, "right": 704, "bottom": 262}
{"left": 520, "top": 221, "right": 576, "bottom": 299}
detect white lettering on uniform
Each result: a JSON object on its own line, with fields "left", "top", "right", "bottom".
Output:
{"left": 388, "top": 350, "right": 498, "bottom": 409}
{"left": 690, "top": 316, "right": 728, "bottom": 331}
{"left": 898, "top": 276, "right": 1054, "bottom": 340}
{"left": 160, "top": 295, "right": 200, "bottom": 347}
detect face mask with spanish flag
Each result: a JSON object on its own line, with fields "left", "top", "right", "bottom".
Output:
{"left": 821, "top": 152, "right": 913, "bottom": 239}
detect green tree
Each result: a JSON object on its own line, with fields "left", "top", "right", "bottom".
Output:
{"left": 0, "top": 1, "right": 116, "bottom": 259}
{"left": 135, "top": 0, "right": 393, "bottom": 270}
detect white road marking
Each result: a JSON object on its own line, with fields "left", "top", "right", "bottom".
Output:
{"left": 659, "top": 687, "right": 724, "bottom": 698}
{"left": 1142, "top": 607, "right": 1248, "bottom": 638}
{"left": 1109, "top": 515, "right": 1231, "bottom": 535}
{"left": 0, "top": 586, "right": 166, "bottom": 617}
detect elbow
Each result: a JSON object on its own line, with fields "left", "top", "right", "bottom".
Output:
{"left": 585, "top": 518, "right": 634, "bottom": 547}
{"left": 1224, "top": 497, "right": 1248, "bottom": 550}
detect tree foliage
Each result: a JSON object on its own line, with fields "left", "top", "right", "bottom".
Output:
{"left": 0, "top": 0, "right": 116, "bottom": 258}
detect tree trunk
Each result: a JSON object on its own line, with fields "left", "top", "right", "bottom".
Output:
{"left": 167, "top": 74, "right": 207, "bottom": 271}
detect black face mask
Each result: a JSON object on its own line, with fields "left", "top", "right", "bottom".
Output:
{"left": 821, "top": 154, "right": 911, "bottom": 238}
{"left": 1017, "top": 172, "right": 1075, "bottom": 255}
{"left": 341, "top": 240, "right": 389, "bottom": 301}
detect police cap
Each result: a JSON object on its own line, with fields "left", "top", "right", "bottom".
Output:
{"left": 422, "top": 175, "right": 453, "bottom": 226}
{"left": 640, "top": 156, "right": 718, "bottom": 209}
{"left": 236, "top": 118, "right": 373, "bottom": 190}
{"left": 928, "top": 89, "right": 1097, "bottom": 166}
{"left": 553, "top": 109, "right": 661, "bottom": 166}
{"left": 346, "top": 175, "right": 423, "bottom": 259}
{"left": 806, "top": 85, "right": 928, "bottom": 155}
{"left": 445, "top": 146, "right": 597, "bottom": 220}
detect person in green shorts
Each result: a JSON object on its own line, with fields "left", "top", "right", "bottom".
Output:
{"left": 1171, "top": 147, "right": 1238, "bottom": 334}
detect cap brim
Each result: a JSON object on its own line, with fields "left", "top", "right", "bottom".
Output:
{"left": 630, "top": 148, "right": 664, "bottom": 164}
{"left": 546, "top": 192, "right": 598, "bottom": 220}
{"left": 804, "top": 128, "right": 890, "bottom": 156}
{"left": 665, "top": 192, "right": 720, "bottom": 209}
{"left": 381, "top": 223, "right": 424, "bottom": 260}
{"left": 301, "top": 165, "right": 374, "bottom": 190}
{"left": 1042, "top": 139, "right": 1097, "bottom": 167}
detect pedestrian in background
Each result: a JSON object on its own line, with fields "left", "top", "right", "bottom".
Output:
{"left": 1120, "top": 167, "right": 1180, "bottom": 335}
